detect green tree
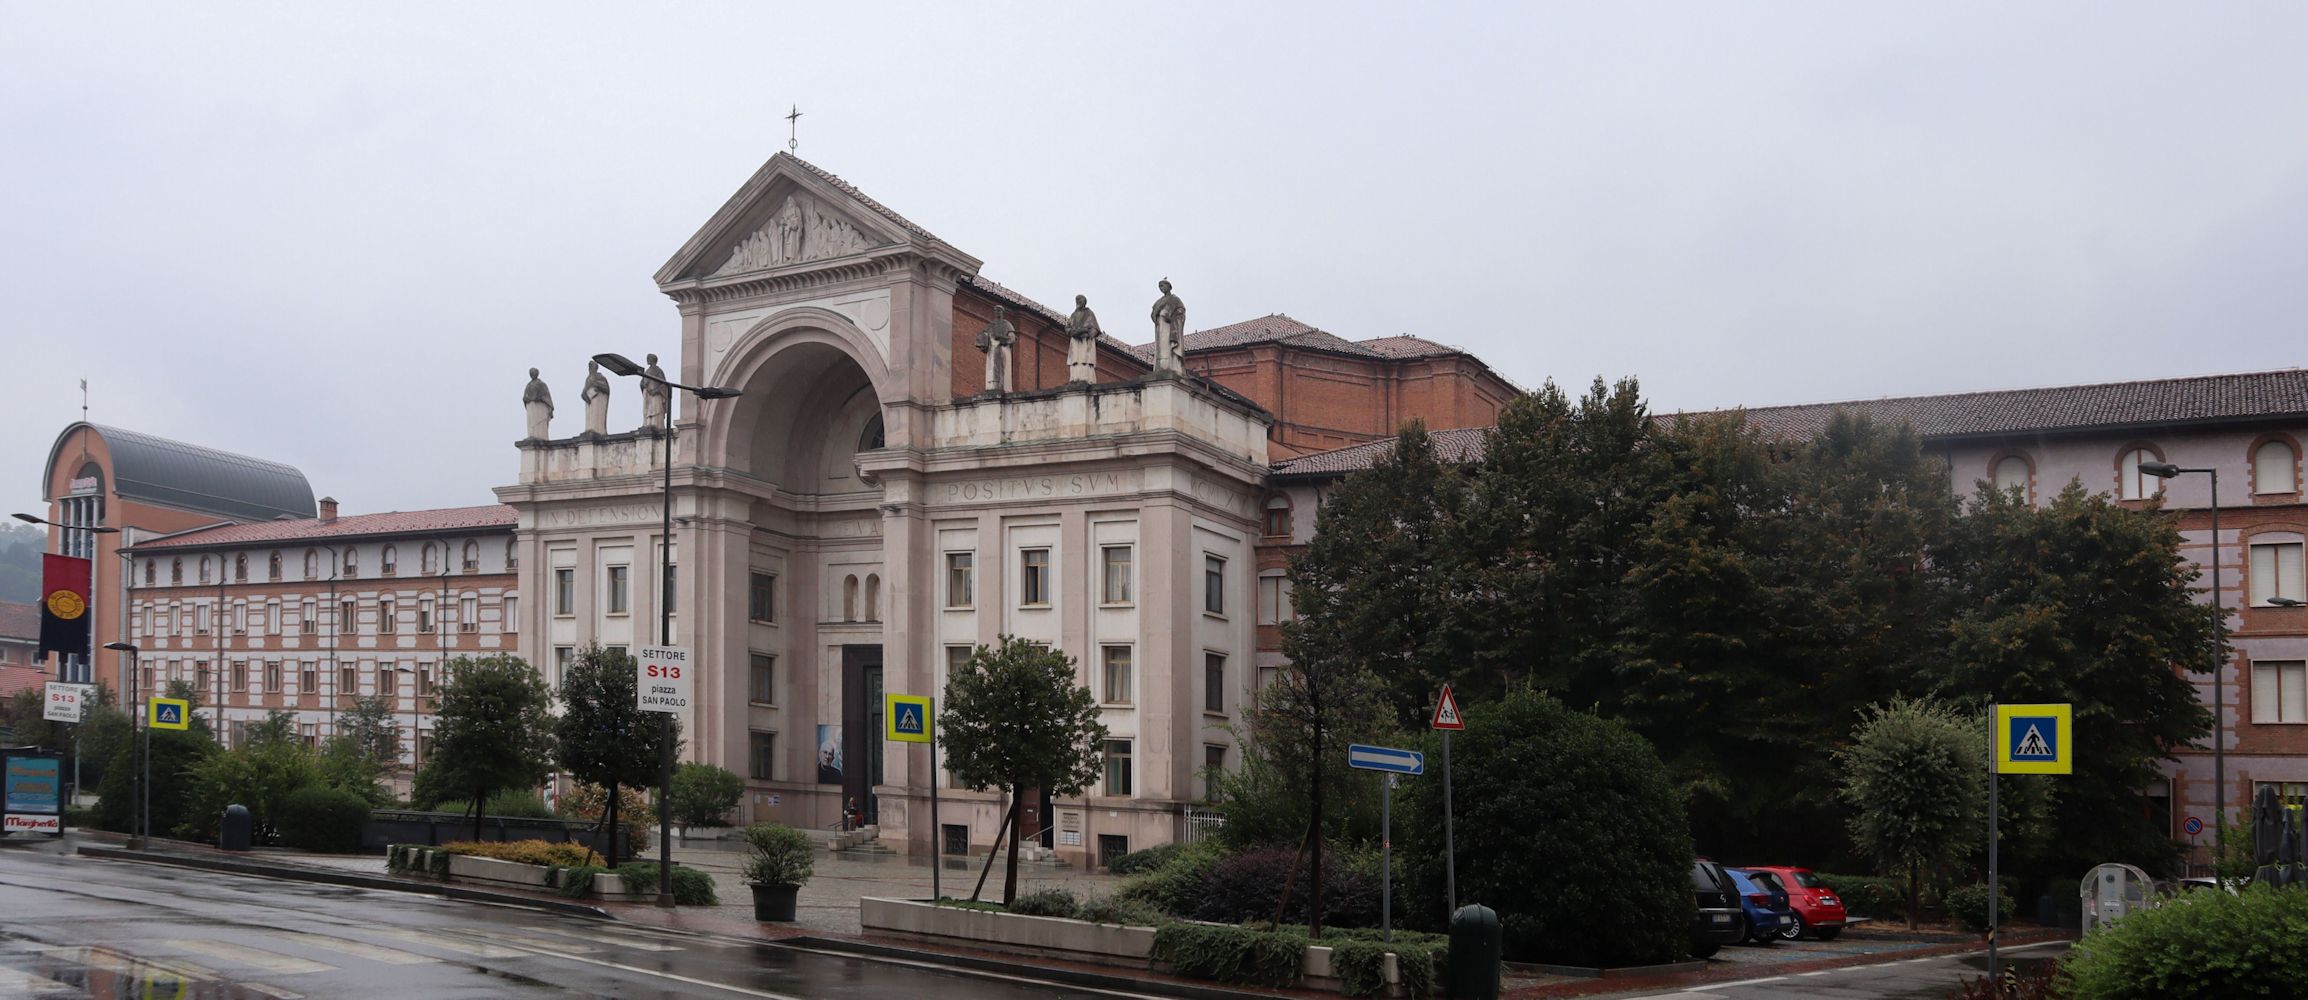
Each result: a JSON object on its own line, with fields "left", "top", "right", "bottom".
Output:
{"left": 668, "top": 762, "right": 744, "bottom": 830}
{"left": 1938, "top": 482, "right": 2217, "bottom": 874}
{"left": 941, "top": 636, "right": 1108, "bottom": 905}
{"left": 94, "top": 727, "right": 218, "bottom": 837}
{"left": 415, "top": 654, "right": 555, "bottom": 841}
{"left": 552, "top": 644, "right": 677, "bottom": 864}
{"left": 246, "top": 709, "right": 300, "bottom": 746}
{"left": 336, "top": 694, "right": 402, "bottom": 770}
{"left": 1836, "top": 698, "right": 1986, "bottom": 928}
{"left": 184, "top": 738, "right": 322, "bottom": 843}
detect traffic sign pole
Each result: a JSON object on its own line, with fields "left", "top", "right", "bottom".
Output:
{"left": 1382, "top": 772, "right": 1394, "bottom": 944}
{"left": 931, "top": 724, "right": 941, "bottom": 903}
{"left": 1988, "top": 706, "right": 2000, "bottom": 987}
{"left": 1443, "top": 730, "right": 1455, "bottom": 916}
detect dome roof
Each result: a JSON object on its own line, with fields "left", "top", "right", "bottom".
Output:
{"left": 45, "top": 422, "right": 315, "bottom": 522}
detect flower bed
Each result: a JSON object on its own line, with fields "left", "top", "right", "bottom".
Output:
{"left": 385, "top": 843, "right": 650, "bottom": 901}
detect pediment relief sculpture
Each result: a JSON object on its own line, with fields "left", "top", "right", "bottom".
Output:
{"left": 711, "top": 194, "right": 888, "bottom": 276}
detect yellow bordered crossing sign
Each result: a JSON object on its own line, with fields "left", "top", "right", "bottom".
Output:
{"left": 885, "top": 694, "right": 932, "bottom": 743}
{"left": 1994, "top": 703, "right": 2072, "bottom": 775}
{"left": 148, "top": 697, "right": 191, "bottom": 731}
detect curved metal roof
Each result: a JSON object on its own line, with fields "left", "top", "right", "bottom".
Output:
{"left": 45, "top": 423, "right": 315, "bottom": 522}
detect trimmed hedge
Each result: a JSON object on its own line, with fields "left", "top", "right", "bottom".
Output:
{"left": 1116, "top": 841, "right": 1224, "bottom": 916}
{"left": 440, "top": 839, "right": 603, "bottom": 868}
{"left": 1007, "top": 888, "right": 1079, "bottom": 918}
{"left": 2059, "top": 885, "right": 2308, "bottom": 998}
{"left": 1333, "top": 937, "right": 1440, "bottom": 1000}
{"left": 1151, "top": 924, "right": 1303, "bottom": 989}
{"left": 1943, "top": 883, "right": 2017, "bottom": 933}
{"left": 275, "top": 786, "right": 370, "bottom": 853}
{"left": 1108, "top": 841, "right": 1191, "bottom": 876}
{"left": 611, "top": 862, "right": 718, "bottom": 906}
{"left": 1814, "top": 872, "right": 1908, "bottom": 919}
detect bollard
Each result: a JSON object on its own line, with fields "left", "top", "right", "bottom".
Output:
{"left": 1448, "top": 903, "right": 1501, "bottom": 1000}
{"left": 219, "top": 804, "right": 252, "bottom": 852}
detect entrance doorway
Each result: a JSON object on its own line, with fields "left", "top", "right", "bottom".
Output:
{"left": 841, "top": 645, "right": 884, "bottom": 825}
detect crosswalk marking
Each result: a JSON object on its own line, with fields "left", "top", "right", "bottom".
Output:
{"left": 270, "top": 932, "right": 439, "bottom": 966}
{"left": 0, "top": 965, "right": 76, "bottom": 996}
{"left": 161, "top": 939, "right": 336, "bottom": 976}
{"left": 39, "top": 945, "right": 215, "bottom": 983}
{"left": 367, "top": 927, "right": 530, "bottom": 959}
{"left": 514, "top": 925, "right": 681, "bottom": 951}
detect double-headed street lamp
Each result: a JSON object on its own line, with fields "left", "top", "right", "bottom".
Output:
{"left": 592, "top": 351, "right": 742, "bottom": 908}
{"left": 2138, "top": 461, "right": 2229, "bottom": 853}
{"left": 101, "top": 641, "right": 146, "bottom": 849}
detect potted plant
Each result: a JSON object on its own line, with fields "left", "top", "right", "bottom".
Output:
{"left": 740, "top": 822, "right": 814, "bottom": 921}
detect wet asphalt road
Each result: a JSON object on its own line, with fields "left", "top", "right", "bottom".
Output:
{"left": 0, "top": 844, "right": 1168, "bottom": 999}
{"left": 1598, "top": 942, "right": 2070, "bottom": 1000}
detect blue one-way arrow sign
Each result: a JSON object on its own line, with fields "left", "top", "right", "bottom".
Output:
{"left": 1348, "top": 743, "right": 1425, "bottom": 776}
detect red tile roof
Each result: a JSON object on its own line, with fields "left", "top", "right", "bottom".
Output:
{"left": 0, "top": 601, "right": 39, "bottom": 641}
{"left": 1272, "top": 428, "right": 1493, "bottom": 477}
{"left": 131, "top": 504, "right": 517, "bottom": 549}
{"left": 1357, "top": 335, "right": 1463, "bottom": 358}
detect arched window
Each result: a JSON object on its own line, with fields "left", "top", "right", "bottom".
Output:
{"left": 304, "top": 550, "right": 318, "bottom": 579}
{"left": 843, "top": 575, "right": 859, "bottom": 622}
{"left": 421, "top": 544, "right": 436, "bottom": 574}
{"left": 859, "top": 413, "right": 886, "bottom": 452}
{"left": 1992, "top": 455, "right": 2032, "bottom": 498}
{"left": 462, "top": 540, "right": 479, "bottom": 572}
{"left": 199, "top": 557, "right": 212, "bottom": 584}
{"left": 864, "top": 574, "right": 881, "bottom": 621}
{"left": 144, "top": 561, "right": 155, "bottom": 586}
{"left": 1263, "top": 495, "right": 1292, "bottom": 537}
{"left": 171, "top": 558, "right": 183, "bottom": 585}
{"left": 506, "top": 538, "right": 519, "bottom": 569}
{"left": 381, "top": 546, "right": 397, "bottom": 575}
{"left": 2118, "top": 448, "right": 2162, "bottom": 501}
{"left": 343, "top": 548, "right": 358, "bottom": 578}
{"left": 267, "top": 551, "right": 282, "bottom": 581}
{"left": 2257, "top": 439, "right": 2299, "bottom": 496}
{"left": 234, "top": 554, "right": 248, "bottom": 582}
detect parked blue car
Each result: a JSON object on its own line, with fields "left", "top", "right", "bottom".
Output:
{"left": 1727, "top": 868, "right": 1796, "bottom": 944}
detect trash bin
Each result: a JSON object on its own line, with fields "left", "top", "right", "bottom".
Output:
{"left": 1448, "top": 903, "right": 1501, "bottom": 1000}
{"left": 220, "top": 804, "right": 252, "bottom": 852}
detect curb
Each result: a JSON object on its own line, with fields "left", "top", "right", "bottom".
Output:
{"left": 781, "top": 935, "right": 1292, "bottom": 1000}
{"left": 74, "top": 846, "right": 615, "bottom": 920}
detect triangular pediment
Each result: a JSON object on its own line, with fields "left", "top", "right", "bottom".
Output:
{"left": 656, "top": 153, "right": 979, "bottom": 288}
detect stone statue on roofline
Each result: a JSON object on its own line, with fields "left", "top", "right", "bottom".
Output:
{"left": 581, "top": 359, "right": 611, "bottom": 436}
{"left": 1149, "top": 278, "right": 1186, "bottom": 375}
{"left": 522, "top": 367, "right": 554, "bottom": 440}
{"left": 976, "top": 305, "right": 1015, "bottom": 394}
{"left": 1065, "top": 294, "right": 1103, "bottom": 384}
{"left": 640, "top": 353, "right": 671, "bottom": 431}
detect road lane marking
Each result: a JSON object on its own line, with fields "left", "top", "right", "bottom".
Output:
{"left": 40, "top": 945, "right": 216, "bottom": 983}
{"left": 1695, "top": 976, "right": 1787, "bottom": 990}
{"left": 239, "top": 985, "right": 304, "bottom": 1000}
{"left": 460, "top": 928, "right": 602, "bottom": 953}
{"left": 162, "top": 939, "right": 336, "bottom": 975}
{"left": 367, "top": 928, "right": 530, "bottom": 959}
{"left": 270, "top": 931, "right": 439, "bottom": 965}
{"left": 0, "top": 965, "right": 75, "bottom": 995}
{"left": 516, "top": 925, "right": 682, "bottom": 951}
{"left": 768, "top": 940, "right": 1228, "bottom": 1000}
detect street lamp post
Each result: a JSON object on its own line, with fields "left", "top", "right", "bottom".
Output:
{"left": 2140, "top": 461, "right": 2227, "bottom": 854}
{"left": 593, "top": 351, "right": 742, "bottom": 908}
{"left": 101, "top": 641, "right": 143, "bottom": 849}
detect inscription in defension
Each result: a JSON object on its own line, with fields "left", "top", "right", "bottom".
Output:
{"left": 943, "top": 472, "right": 1138, "bottom": 504}
{"left": 543, "top": 504, "right": 664, "bottom": 529}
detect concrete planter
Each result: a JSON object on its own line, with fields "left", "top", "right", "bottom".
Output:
{"left": 399, "top": 846, "right": 649, "bottom": 901}
{"left": 857, "top": 897, "right": 1402, "bottom": 996}
{"left": 448, "top": 855, "right": 552, "bottom": 888}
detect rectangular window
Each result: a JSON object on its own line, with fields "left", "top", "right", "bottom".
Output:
{"left": 268, "top": 602, "right": 282, "bottom": 636}
{"left": 554, "top": 646, "right": 575, "bottom": 682}
{"left": 1103, "top": 739, "right": 1134, "bottom": 797}
{"left": 460, "top": 596, "right": 477, "bottom": 631}
{"left": 264, "top": 662, "right": 282, "bottom": 694}
{"left": 1101, "top": 546, "right": 1133, "bottom": 604}
{"left": 606, "top": 566, "right": 630, "bottom": 615}
{"left": 1204, "top": 554, "right": 1226, "bottom": 615}
{"left": 2254, "top": 660, "right": 2308, "bottom": 724}
{"left": 1204, "top": 652, "right": 1227, "bottom": 714}
{"left": 749, "top": 572, "right": 777, "bottom": 622}
{"left": 418, "top": 667, "right": 434, "bottom": 697}
{"left": 418, "top": 601, "right": 434, "bottom": 632}
{"left": 1020, "top": 549, "right": 1051, "bottom": 607}
{"left": 231, "top": 661, "right": 248, "bottom": 694}
{"left": 749, "top": 731, "right": 776, "bottom": 780}
{"left": 1258, "top": 576, "right": 1294, "bottom": 625}
{"left": 554, "top": 568, "right": 576, "bottom": 616}
{"left": 231, "top": 721, "right": 248, "bottom": 749}
{"left": 946, "top": 644, "right": 973, "bottom": 675}
{"left": 195, "top": 662, "right": 209, "bottom": 694}
{"left": 379, "top": 666, "right": 399, "bottom": 698}
{"left": 339, "top": 665, "right": 358, "bottom": 697}
{"left": 945, "top": 553, "right": 973, "bottom": 609}
{"left": 1205, "top": 744, "right": 1228, "bottom": 800}
{"left": 301, "top": 599, "right": 317, "bottom": 634}
{"left": 380, "top": 601, "right": 396, "bottom": 633}
{"left": 339, "top": 600, "right": 356, "bottom": 634}
{"left": 300, "top": 723, "right": 318, "bottom": 748}
{"left": 2256, "top": 781, "right": 2308, "bottom": 806}
{"left": 1102, "top": 646, "right": 1133, "bottom": 705}
{"left": 501, "top": 596, "right": 519, "bottom": 632}
{"left": 750, "top": 653, "right": 776, "bottom": 704}
{"left": 2252, "top": 541, "right": 2306, "bottom": 606}
{"left": 301, "top": 665, "right": 316, "bottom": 696}
{"left": 1256, "top": 665, "right": 1281, "bottom": 692}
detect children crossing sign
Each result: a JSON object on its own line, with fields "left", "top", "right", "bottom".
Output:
{"left": 885, "top": 694, "right": 932, "bottom": 743}
{"left": 1431, "top": 684, "right": 1464, "bottom": 730}
{"left": 1994, "top": 703, "right": 2072, "bottom": 775}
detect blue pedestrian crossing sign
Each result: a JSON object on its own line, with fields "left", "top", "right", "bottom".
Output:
{"left": 885, "top": 694, "right": 932, "bottom": 744}
{"left": 1994, "top": 703, "right": 2072, "bottom": 775}
{"left": 148, "top": 697, "right": 190, "bottom": 731}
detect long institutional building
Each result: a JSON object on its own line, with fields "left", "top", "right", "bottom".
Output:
{"left": 32, "top": 152, "right": 2308, "bottom": 866}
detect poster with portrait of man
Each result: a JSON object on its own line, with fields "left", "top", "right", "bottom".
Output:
{"left": 816, "top": 725, "right": 843, "bottom": 785}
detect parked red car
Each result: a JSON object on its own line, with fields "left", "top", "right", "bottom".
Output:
{"left": 1743, "top": 866, "right": 1846, "bottom": 940}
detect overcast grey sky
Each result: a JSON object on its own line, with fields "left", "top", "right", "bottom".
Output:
{"left": 5, "top": 3, "right": 2305, "bottom": 514}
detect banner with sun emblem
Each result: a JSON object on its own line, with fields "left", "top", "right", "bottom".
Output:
{"left": 37, "top": 554, "right": 91, "bottom": 662}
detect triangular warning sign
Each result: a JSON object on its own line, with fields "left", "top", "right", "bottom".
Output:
{"left": 2016, "top": 724, "right": 2052, "bottom": 758}
{"left": 900, "top": 708, "right": 920, "bottom": 730}
{"left": 1431, "top": 685, "right": 1465, "bottom": 730}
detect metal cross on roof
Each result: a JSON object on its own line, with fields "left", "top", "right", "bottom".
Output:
{"left": 786, "top": 104, "right": 803, "bottom": 153}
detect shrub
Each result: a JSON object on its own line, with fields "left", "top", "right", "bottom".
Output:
{"left": 274, "top": 785, "right": 371, "bottom": 853}
{"left": 559, "top": 782, "right": 654, "bottom": 854}
{"left": 1117, "top": 840, "right": 1224, "bottom": 916}
{"left": 1008, "top": 888, "right": 1079, "bottom": 918}
{"left": 1396, "top": 690, "right": 1692, "bottom": 967}
{"left": 1108, "top": 841, "right": 1190, "bottom": 876}
{"left": 1333, "top": 938, "right": 1442, "bottom": 1000}
{"left": 738, "top": 823, "right": 815, "bottom": 886}
{"left": 1943, "top": 883, "right": 2017, "bottom": 933}
{"left": 94, "top": 729, "right": 216, "bottom": 839}
{"left": 559, "top": 865, "right": 605, "bottom": 898}
{"left": 1814, "top": 872, "right": 1907, "bottom": 919}
{"left": 1190, "top": 845, "right": 1380, "bottom": 928}
{"left": 1152, "top": 923, "right": 1303, "bottom": 988}
{"left": 440, "top": 839, "right": 602, "bottom": 868}
{"left": 611, "top": 862, "right": 718, "bottom": 906}
{"left": 2057, "top": 886, "right": 2308, "bottom": 999}
{"left": 1076, "top": 894, "right": 1163, "bottom": 926}
{"left": 669, "top": 763, "right": 744, "bottom": 828}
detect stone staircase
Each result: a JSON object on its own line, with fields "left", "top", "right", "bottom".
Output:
{"left": 826, "top": 824, "right": 894, "bottom": 854}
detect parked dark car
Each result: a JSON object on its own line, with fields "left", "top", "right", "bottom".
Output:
{"left": 1727, "top": 868, "right": 1796, "bottom": 944}
{"left": 1689, "top": 859, "right": 1746, "bottom": 958}
{"left": 1746, "top": 865, "right": 1847, "bottom": 940}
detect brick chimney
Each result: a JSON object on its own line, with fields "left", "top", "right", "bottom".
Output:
{"left": 318, "top": 497, "right": 338, "bottom": 524}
